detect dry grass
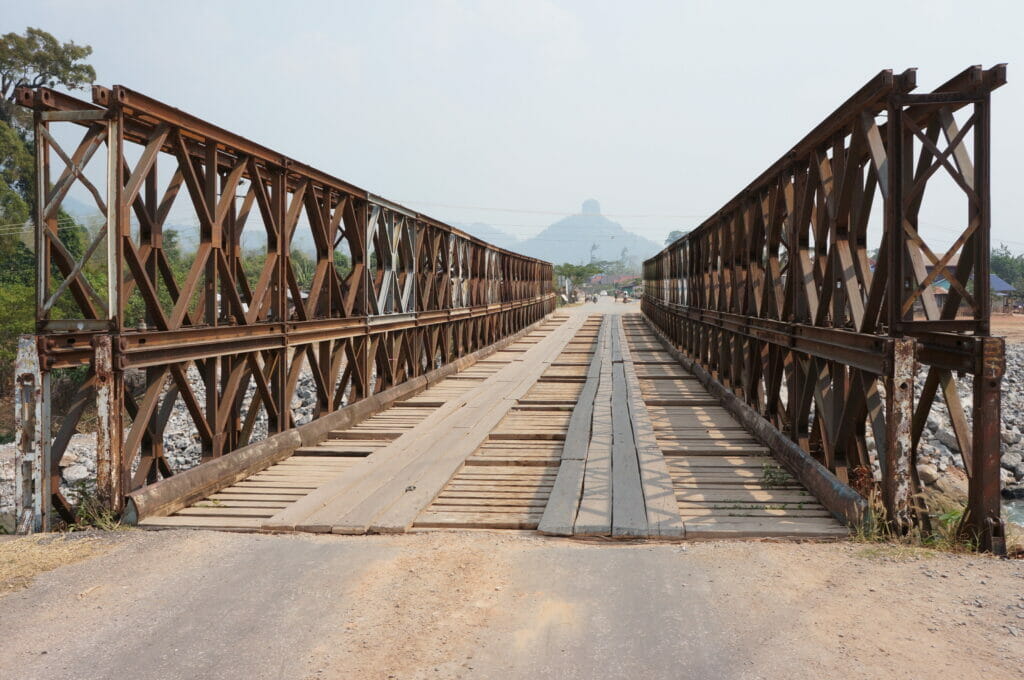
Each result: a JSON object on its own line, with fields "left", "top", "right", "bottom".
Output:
{"left": 853, "top": 487, "right": 984, "bottom": 553}
{"left": 0, "top": 534, "right": 107, "bottom": 595}
{"left": 854, "top": 543, "right": 939, "bottom": 561}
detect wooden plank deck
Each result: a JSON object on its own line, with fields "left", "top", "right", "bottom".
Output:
{"left": 621, "top": 314, "right": 849, "bottom": 540}
{"left": 141, "top": 309, "right": 851, "bottom": 542}
{"left": 416, "top": 315, "right": 605, "bottom": 531}
{"left": 140, "top": 314, "right": 573, "bottom": 532}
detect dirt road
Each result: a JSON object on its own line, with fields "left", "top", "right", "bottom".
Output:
{"left": 1, "top": 530, "right": 1022, "bottom": 679}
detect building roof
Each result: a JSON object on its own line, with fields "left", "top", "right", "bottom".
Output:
{"left": 991, "top": 273, "right": 1015, "bottom": 293}
{"left": 931, "top": 274, "right": 1015, "bottom": 294}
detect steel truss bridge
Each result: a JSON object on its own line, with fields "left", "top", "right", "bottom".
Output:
{"left": 12, "top": 65, "right": 1008, "bottom": 552}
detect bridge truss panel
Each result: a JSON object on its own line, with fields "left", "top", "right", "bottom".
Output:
{"left": 14, "top": 84, "right": 554, "bottom": 530}
{"left": 642, "top": 65, "right": 1007, "bottom": 551}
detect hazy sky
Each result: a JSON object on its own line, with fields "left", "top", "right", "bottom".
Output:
{"left": 8, "top": 0, "right": 1024, "bottom": 251}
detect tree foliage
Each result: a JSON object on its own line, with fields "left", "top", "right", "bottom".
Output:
{"left": 0, "top": 27, "right": 95, "bottom": 125}
{"left": 991, "top": 243, "right": 1024, "bottom": 291}
{"left": 0, "top": 28, "right": 96, "bottom": 399}
{"left": 554, "top": 262, "right": 604, "bottom": 288}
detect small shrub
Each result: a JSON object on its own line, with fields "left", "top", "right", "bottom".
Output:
{"left": 65, "top": 480, "right": 122, "bottom": 532}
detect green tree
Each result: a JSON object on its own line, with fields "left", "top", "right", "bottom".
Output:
{"left": 555, "top": 262, "right": 604, "bottom": 289}
{"left": 991, "top": 243, "right": 1024, "bottom": 291}
{"left": 290, "top": 248, "right": 316, "bottom": 289}
{"left": 1, "top": 27, "right": 95, "bottom": 126}
{"left": 334, "top": 249, "right": 351, "bottom": 279}
{"left": 0, "top": 28, "right": 96, "bottom": 400}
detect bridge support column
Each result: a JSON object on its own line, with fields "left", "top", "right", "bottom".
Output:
{"left": 966, "top": 337, "right": 1005, "bottom": 554}
{"left": 93, "top": 335, "right": 124, "bottom": 513}
{"left": 883, "top": 337, "right": 915, "bottom": 535}
{"left": 14, "top": 335, "right": 50, "bottom": 533}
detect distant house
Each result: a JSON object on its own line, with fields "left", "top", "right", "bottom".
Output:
{"left": 990, "top": 273, "right": 1016, "bottom": 295}
{"left": 930, "top": 273, "right": 1015, "bottom": 310}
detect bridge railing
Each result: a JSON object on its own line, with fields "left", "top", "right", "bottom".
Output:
{"left": 14, "top": 85, "right": 554, "bottom": 531}
{"left": 642, "top": 66, "right": 1007, "bottom": 551}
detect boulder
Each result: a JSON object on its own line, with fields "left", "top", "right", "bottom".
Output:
{"left": 63, "top": 464, "right": 89, "bottom": 483}
{"left": 916, "top": 463, "right": 939, "bottom": 485}
{"left": 935, "top": 429, "right": 960, "bottom": 452}
{"left": 1002, "top": 451, "right": 1024, "bottom": 470}
{"left": 934, "top": 470, "right": 969, "bottom": 501}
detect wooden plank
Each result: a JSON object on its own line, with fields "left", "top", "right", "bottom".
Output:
{"left": 678, "top": 507, "right": 832, "bottom": 518}
{"left": 609, "top": 321, "right": 647, "bottom": 538}
{"left": 415, "top": 511, "right": 542, "bottom": 529}
{"left": 233, "top": 481, "right": 321, "bottom": 489}
{"left": 432, "top": 499, "right": 548, "bottom": 508}
{"left": 465, "top": 457, "right": 559, "bottom": 467}
{"left": 439, "top": 492, "right": 552, "bottom": 501}
{"left": 574, "top": 332, "right": 613, "bottom": 537}
{"left": 138, "top": 515, "right": 263, "bottom": 531}
{"left": 618, "top": 316, "right": 685, "bottom": 538}
{"left": 191, "top": 500, "right": 290, "bottom": 509}
{"left": 175, "top": 507, "right": 276, "bottom": 518}
{"left": 210, "top": 492, "right": 306, "bottom": 501}
{"left": 674, "top": 489, "right": 815, "bottom": 503}
{"left": 537, "top": 459, "right": 585, "bottom": 536}
{"left": 666, "top": 456, "right": 777, "bottom": 468}
{"left": 682, "top": 517, "right": 848, "bottom": 538}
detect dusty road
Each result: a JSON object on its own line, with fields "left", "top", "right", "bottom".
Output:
{"left": 1, "top": 530, "right": 1022, "bottom": 679}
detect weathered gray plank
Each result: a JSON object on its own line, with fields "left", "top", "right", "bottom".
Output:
{"left": 574, "top": 329, "right": 613, "bottom": 537}
{"left": 609, "top": 321, "right": 647, "bottom": 538}
{"left": 537, "top": 459, "right": 586, "bottom": 535}
{"left": 538, "top": 318, "right": 610, "bottom": 535}
{"left": 617, "top": 317, "right": 685, "bottom": 538}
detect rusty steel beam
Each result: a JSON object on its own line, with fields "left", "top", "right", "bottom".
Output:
{"left": 642, "top": 66, "right": 1007, "bottom": 552}
{"left": 15, "top": 83, "right": 555, "bottom": 530}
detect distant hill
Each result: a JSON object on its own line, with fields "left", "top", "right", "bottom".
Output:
{"left": 514, "top": 200, "right": 661, "bottom": 265}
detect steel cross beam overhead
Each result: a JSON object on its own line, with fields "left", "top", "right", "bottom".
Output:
{"left": 642, "top": 65, "right": 1007, "bottom": 552}
{"left": 13, "top": 84, "right": 554, "bottom": 531}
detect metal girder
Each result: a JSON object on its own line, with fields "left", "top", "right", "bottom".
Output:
{"left": 642, "top": 65, "right": 1007, "bottom": 552}
{"left": 15, "top": 83, "right": 555, "bottom": 529}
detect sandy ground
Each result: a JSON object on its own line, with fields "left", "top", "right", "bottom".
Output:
{"left": 991, "top": 313, "right": 1024, "bottom": 343}
{"left": 1, "top": 300, "right": 1022, "bottom": 677}
{"left": 0, "top": 530, "right": 1021, "bottom": 680}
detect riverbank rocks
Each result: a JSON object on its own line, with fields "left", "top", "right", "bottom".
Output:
{"left": 1002, "top": 451, "right": 1023, "bottom": 470}
{"left": 1004, "top": 485, "right": 1024, "bottom": 500}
